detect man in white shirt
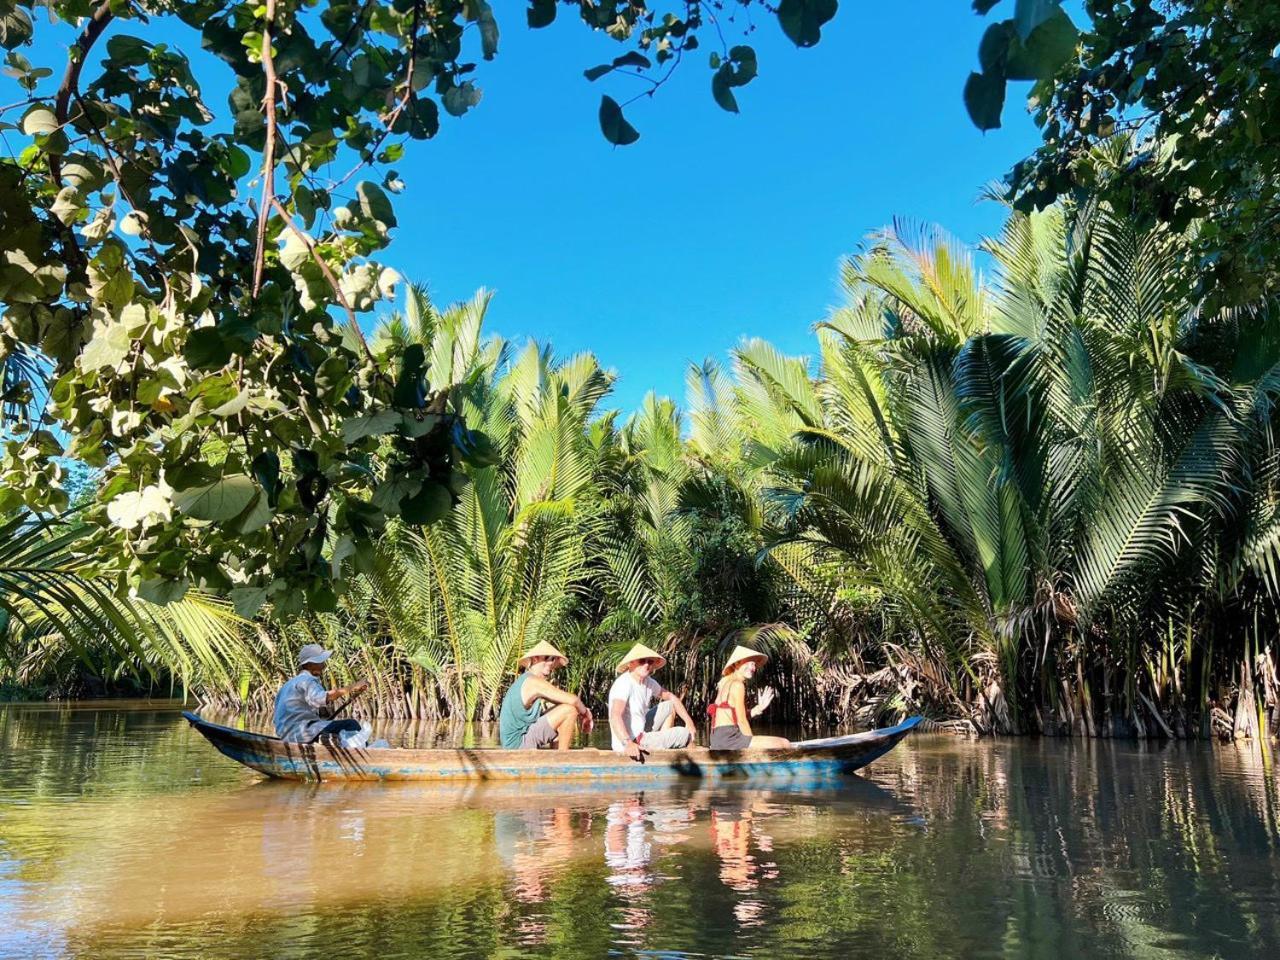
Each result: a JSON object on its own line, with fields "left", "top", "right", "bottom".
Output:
{"left": 608, "top": 643, "right": 695, "bottom": 760}
{"left": 273, "top": 643, "right": 370, "bottom": 743}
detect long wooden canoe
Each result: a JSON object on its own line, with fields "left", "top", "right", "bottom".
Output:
{"left": 183, "top": 711, "right": 922, "bottom": 783}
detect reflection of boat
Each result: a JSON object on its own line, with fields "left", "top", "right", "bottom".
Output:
{"left": 183, "top": 711, "right": 922, "bottom": 784}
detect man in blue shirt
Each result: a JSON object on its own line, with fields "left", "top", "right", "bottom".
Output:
{"left": 273, "top": 643, "right": 370, "bottom": 743}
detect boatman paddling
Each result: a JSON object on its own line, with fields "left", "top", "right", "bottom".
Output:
{"left": 608, "top": 642, "right": 696, "bottom": 761}
{"left": 498, "top": 641, "right": 594, "bottom": 750}
{"left": 273, "top": 643, "right": 371, "bottom": 743}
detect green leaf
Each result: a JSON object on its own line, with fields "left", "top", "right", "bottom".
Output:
{"left": 394, "top": 343, "right": 427, "bottom": 407}
{"left": 776, "top": 0, "right": 838, "bottom": 49}
{"left": 81, "top": 320, "right": 132, "bottom": 371}
{"left": 174, "top": 475, "right": 259, "bottom": 522}
{"left": 184, "top": 328, "right": 232, "bottom": 371}
{"left": 443, "top": 81, "right": 483, "bottom": 117}
{"left": 106, "top": 35, "right": 151, "bottom": 67}
{"left": 400, "top": 480, "right": 452, "bottom": 525}
{"left": 475, "top": 0, "right": 499, "bottom": 60}
{"left": 252, "top": 451, "right": 281, "bottom": 507}
{"left": 0, "top": 7, "right": 33, "bottom": 49}
{"left": 1013, "top": 8, "right": 1077, "bottom": 79}
{"left": 978, "top": 20, "right": 1015, "bottom": 74}
{"left": 964, "top": 71, "right": 1005, "bottom": 131}
{"left": 342, "top": 409, "right": 402, "bottom": 444}
{"left": 712, "top": 68, "right": 739, "bottom": 114}
{"left": 357, "top": 180, "right": 396, "bottom": 228}
{"left": 232, "top": 491, "right": 274, "bottom": 534}
{"left": 972, "top": 0, "right": 1005, "bottom": 13}
{"left": 371, "top": 471, "right": 423, "bottom": 512}
{"left": 1013, "top": 0, "right": 1058, "bottom": 40}
{"left": 21, "top": 107, "right": 57, "bottom": 137}
{"left": 598, "top": 96, "right": 640, "bottom": 147}
{"left": 211, "top": 389, "right": 250, "bottom": 417}
{"left": 229, "top": 586, "right": 268, "bottom": 619}
{"left": 137, "top": 578, "right": 190, "bottom": 605}
{"left": 584, "top": 63, "right": 613, "bottom": 82}
{"left": 527, "top": 0, "right": 556, "bottom": 28}
{"left": 330, "top": 533, "right": 356, "bottom": 579}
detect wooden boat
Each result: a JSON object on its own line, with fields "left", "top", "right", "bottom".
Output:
{"left": 183, "top": 711, "right": 922, "bottom": 783}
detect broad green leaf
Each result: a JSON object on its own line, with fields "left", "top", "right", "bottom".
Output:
{"left": 713, "top": 68, "right": 739, "bottom": 114}
{"left": 1013, "top": 0, "right": 1058, "bottom": 40}
{"left": 371, "top": 472, "right": 423, "bottom": 512}
{"left": 776, "top": 0, "right": 838, "bottom": 49}
{"left": 342, "top": 409, "right": 402, "bottom": 444}
{"left": 211, "top": 389, "right": 250, "bottom": 417}
{"left": 106, "top": 484, "right": 174, "bottom": 530}
{"left": 0, "top": 7, "right": 33, "bottom": 49}
{"left": 21, "top": 107, "right": 57, "bottom": 136}
{"left": 527, "top": 0, "right": 556, "bottom": 28}
{"left": 137, "top": 578, "right": 190, "bottom": 605}
{"left": 81, "top": 320, "right": 132, "bottom": 371}
{"left": 1011, "top": 8, "right": 1077, "bottom": 79}
{"left": 174, "top": 475, "right": 258, "bottom": 522}
{"left": 184, "top": 328, "right": 232, "bottom": 371}
{"left": 443, "top": 81, "right": 483, "bottom": 117}
{"left": 598, "top": 96, "right": 639, "bottom": 146}
{"left": 964, "top": 71, "right": 1005, "bottom": 131}
{"left": 228, "top": 586, "right": 268, "bottom": 619}
{"left": 400, "top": 480, "right": 451, "bottom": 524}
{"left": 357, "top": 181, "right": 396, "bottom": 228}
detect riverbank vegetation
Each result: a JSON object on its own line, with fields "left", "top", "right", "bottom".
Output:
{"left": 4, "top": 2, "right": 1280, "bottom": 740}
{"left": 6, "top": 178, "right": 1280, "bottom": 740}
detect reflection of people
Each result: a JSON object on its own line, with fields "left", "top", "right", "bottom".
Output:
{"left": 605, "top": 796, "right": 653, "bottom": 889}
{"left": 711, "top": 808, "right": 757, "bottom": 892}
{"left": 493, "top": 806, "right": 576, "bottom": 905}
{"left": 498, "top": 641, "right": 593, "bottom": 750}
{"left": 608, "top": 643, "right": 695, "bottom": 760}
{"left": 272, "top": 644, "right": 370, "bottom": 743}
{"left": 708, "top": 646, "right": 791, "bottom": 750}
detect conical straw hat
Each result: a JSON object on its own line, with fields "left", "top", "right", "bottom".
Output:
{"left": 518, "top": 640, "right": 568, "bottom": 669}
{"left": 722, "top": 645, "right": 768, "bottom": 677}
{"left": 616, "top": 642, "right": 667, "bottom": 674}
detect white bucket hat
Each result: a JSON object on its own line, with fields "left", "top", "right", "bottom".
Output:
{"left": 297, "top": 643, "right": 333, "bottom": 667}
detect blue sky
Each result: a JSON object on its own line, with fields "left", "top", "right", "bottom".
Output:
{"left": 382, "top": 7, "right": 1045, "bottom": 412}
{"left": 12, "top": 5, "right": 1047, "bottom": 414}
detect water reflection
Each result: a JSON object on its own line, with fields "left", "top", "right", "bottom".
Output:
{"left": 3, "top": 704, "right": 1280, "bottom": 958}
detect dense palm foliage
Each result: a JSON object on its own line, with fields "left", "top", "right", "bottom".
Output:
{"left": 5, "top": 200, "right": 1280, "bottom": 738}
{"left": 760, "top": 204, "right": 1280, "bottom": 736}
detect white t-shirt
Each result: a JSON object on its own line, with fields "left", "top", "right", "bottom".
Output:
{"left": 608, "top": 672, "right": 663, "bottom": 752}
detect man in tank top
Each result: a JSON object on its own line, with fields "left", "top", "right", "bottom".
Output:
{"left": 498, "top": 641, "right": 593, "bottom": 750}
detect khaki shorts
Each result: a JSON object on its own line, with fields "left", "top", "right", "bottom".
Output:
{"left": 519, "top": 715, "right": 560, "bottom": 749}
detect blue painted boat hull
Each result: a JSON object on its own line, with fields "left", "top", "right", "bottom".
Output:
{"left": 183, "top": 712, "right": 922, "bottom": 783}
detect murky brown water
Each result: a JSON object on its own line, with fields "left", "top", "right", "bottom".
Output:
{"left": 2, "top": 702, "right": 1280, "bottom": 959}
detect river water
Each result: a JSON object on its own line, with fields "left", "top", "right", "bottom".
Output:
{"left": 2, "top": 702, "right": 1279, "bottom": 959}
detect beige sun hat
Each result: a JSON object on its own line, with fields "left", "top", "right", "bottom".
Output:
{"left": 616, "top": 642, "right": 667, "bottom": 674}
{"left": 722, "top": 645, "right": 768, "bottom": 677}
{"left": 518, "top": 640, "right": 568, "bottom": 669}
{"left": 297, "top": 643, "right": 333, "bottom": 667}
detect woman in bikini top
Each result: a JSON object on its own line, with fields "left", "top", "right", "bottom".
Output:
{"left": 707, "top": 645, "right": 792, "bottom": 751}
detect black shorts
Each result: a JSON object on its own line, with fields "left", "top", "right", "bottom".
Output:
{"left": 709, "top": 725, "right": 753, "bottom": 751}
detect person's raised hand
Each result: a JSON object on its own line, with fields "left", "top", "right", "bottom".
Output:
{"left": 351, "top": 679, "right": 371, "bottom": 696}
{"left": 754, "top": 686, "right": 775, "bottom": 715}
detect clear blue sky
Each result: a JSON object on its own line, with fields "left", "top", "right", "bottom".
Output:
{"left": 14, "top": 5, "right": 1046, "bottom": 414}
{"left": 380, "top": 8, "right": 1044, "bottom": 412}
